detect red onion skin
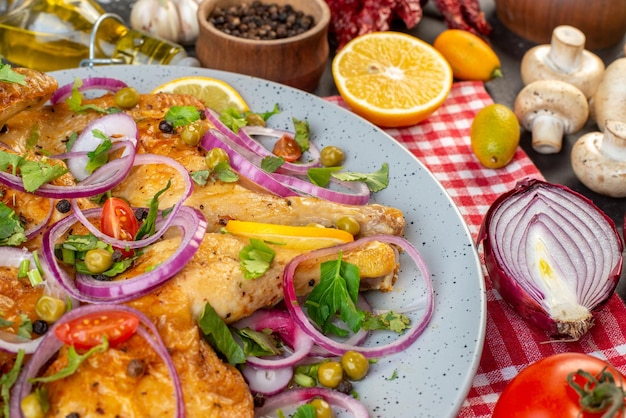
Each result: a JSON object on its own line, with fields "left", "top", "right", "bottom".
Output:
{"left": 478, "top": 178, "right": 623, "bottom": 338}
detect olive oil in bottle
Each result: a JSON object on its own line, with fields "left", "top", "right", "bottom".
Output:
{"left": 0, "top": 0, "right": 193, "bottom": 71}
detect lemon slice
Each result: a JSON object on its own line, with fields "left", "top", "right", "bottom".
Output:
{"left": 224, "top": 220, "right": 354, "bottom": 251}
{"left": 332, "top": 31, "right": 453, "bottom": 128}
{"left": 151, "top": 76, "right": 249, "bottom": 113}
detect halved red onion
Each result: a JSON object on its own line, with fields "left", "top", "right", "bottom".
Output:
{"left": 50, "top": 77, "right": 128, "bottom": 105}
{"left": 282, "top": 235, "right": 434, "bottom": 358}
{"left": 65, "top": 113, "right": 138, "bottom": 181}
{"left": 0, "top": 247, "right": 79, "bottom": 354}
{"left": 41, "top": 205, "right": 206, "bottom": 303}
{"left": 477, "top": 178, "right": 623, "bottom": 340}
{"left": 242, "top": 365, "right": 294, "bottom": 395}
{"left": 233, "top": 309, "right": 313, "bottom": 370}
{"left": 9, "top": 304, "right": 184, "bottom": 418}
{"left": 255, "top": 387, "right": 369, "bottom": 417}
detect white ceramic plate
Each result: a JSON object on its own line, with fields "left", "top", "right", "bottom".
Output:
{"left": 50, "top": 65, "right": 486, "bottom": 418}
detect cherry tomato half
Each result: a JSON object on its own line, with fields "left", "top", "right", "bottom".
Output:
{"left": 101, "top": 197, "right": 139, "bottom": 241}
{"left": 493, "top": 352, "right": 625, "bottom": 418}
{"left": 55, "top": 311, "right": 140, "bottom": 350}
{"left": 272, "top": 134, "right": 302, "bottom": 162}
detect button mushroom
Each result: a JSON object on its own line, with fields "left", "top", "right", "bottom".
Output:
{"left": 571, "top": 120, "right": 626, "bottom": 197}
{"left": 520, "top": 25, "right": 605, "bottom": 99}
{"left": 592, "top": 58, "right": 626, "bottom": 132}
{"left": 514, "top": 80, "right": 589, "bottom": 154}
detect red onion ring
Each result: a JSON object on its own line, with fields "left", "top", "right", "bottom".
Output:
{"left": 477, "top": 178, "right": 623, "bottom": 340}
{"left": 242, "top": 365, "right": 294, "bottom": 396}
{"left": 41, "top": 205, "right": 206, "bottom": 303}
{"left": 9, "top": 304, "right": 185, "bottom": 418}
{"left": 282, "top": 235, "right": 434, "bottom": 358}
{"left": 50, "top": 77, "right": 128, "bottom": 105}
{"left": 254, "top": 387, "right": 370, "bottom": 417}
{"left": 69, "top": 153, "right": 194, "bottom": 250}
{"left": 233, "top": 309, "right": 314, "bottom": 370}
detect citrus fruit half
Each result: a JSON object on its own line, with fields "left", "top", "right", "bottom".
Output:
{"left": 332, "top": 31, "right": 453, "bottom": 128}
{"left": 470, "top": 103, "right": 520, "bottom": 169}
{"left": 151, "top": 76, "right": 249, "bottom": 113}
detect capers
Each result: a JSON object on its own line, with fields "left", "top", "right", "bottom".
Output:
{"left": 114, "top": 86, "right": 140, "bottom": 109}
{"left": 341, "top": 350, "right": 369, "bottom": 381}
{"left": 245, "top": 113, "right": 266, "bottom": 127}
{"left": 320, "top": 146, "right": 345, "bottom": 167}
{"left": 35, "top": 295, "right": 66, "bottom": 323}
{"left": 181, "top": 121, "right": 207, "bottom": 146}
{"left": 336, "top": 216, "right": 360, "bottom": 236}
{"left": 317, "top": 361, "right": 343, "bottom": 389}
{"left": 84, "top": 248, "right": 114, "bottom": 274}
{"left": 205, "top": 147, "right": 230, "bottom": 170}
{"left": 20, "top": 392, "right": 45, "bottom": 418}
{"left": 32, "top": 319, "right": 49, "bottom": 335}
{"left": 159, "top": 120, "right": 174, "bottom": 133}
{"left": 309, "top": 398, "right": 335, "bottom": 418}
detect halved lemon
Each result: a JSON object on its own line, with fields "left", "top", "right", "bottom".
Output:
{"left": 332, "top": 31, "right": 453, "bottom": 128}
{"left": 224, "top": 220, "right": 354, "bottom": 251}
{"left": 151, "top": 76, "right": 249, "bottom": 113}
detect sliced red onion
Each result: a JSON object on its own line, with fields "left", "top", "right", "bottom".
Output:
{"left": 0, "top": 247, "right": 79, "bottom": 354}
{"left": 66, "top": 113, "right": 138, "bottom": 181}
{"left": 272, "top": 172, "right": 370, "bottom": 206}
{"left": 282, "top": 235, "right": 434, "bottom": 358}
{"left": 69, "top": 153, "right": 193, "bottom": 250}
{"left": 9, "top": 304, "right": 185, "bottom": 418}
{"left": 477, "top": 178, "right": 623, "bottom": 340}
{"left": 242, "top": 365, "right": 294, "bottom": 396}
{"left": 50, "top": 77, "right": 128, "bottom": 105}
{"left": 41, "top": 205, "right": 206, "bottom": 303}
{"left": 254, "top": 387, "right": 370, "bottom": 417}
{"left": 233, "top": 309, "right": 313, "bottom": 370}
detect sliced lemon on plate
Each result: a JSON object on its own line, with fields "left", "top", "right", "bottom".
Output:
{"left": 224, "top": 220, "right": 354, "bottom": 251}
{"left": 151, "top": 76, "right": 249, "bottom": 113}
{"left": 332, "top": 31, "right": 453, "bottom": 128}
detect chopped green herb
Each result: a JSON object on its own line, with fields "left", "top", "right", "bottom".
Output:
{"left": 164, "top": 106, "right": 201, "bottom": 128}
{"left": 239, "top": 238, "right": 275, "bottom": 279}
{"left": 30, "top": 337, "right": 109, "bottom": 383}
{"left": 17, "top": 314, "right": 32, "bottom": 339}
{"left": 26, "top": 124, "right": 40, "bottom": 150}
{"left": 0, "top": 202, "right": 26, "bottom": 246}
{"left": 304, "top": 254, "right": 364, "bottom": 337}
{"left": 198, "top": 303, "right": 245, "bottom": 365}
{"left": 0, "top": 317, "right": 13, "bottom": 328}
{"left": 387, "top": 369, "right": 399, "bottom": 381}
{"left": 214, "top": 160, "right": 239, "bottom": 183}
{"left": 292, "top": 117, "right": 310, "bottom": 152}
{"left": 0, "top": 64, "right": 26, "bottom": 85}
{"left": 61, "top": 234, "right": 105, "bottom": 252}
{"left": 19, "top": 159, "right": 68, "bottom": 193}
{"left": 84, "top": 130, "right": 112, "bottom": 174}
{"left": 307, "top": 166, "right": 342, "bottom": 188}
{"left": 363, "top": 310, "right": 411, "bottom": 334}
{"left": 261, "top": 155, "right": 284, "bottom": 173}
{"left": 219, "top": 104, "right": 280, "bottom": 133}
{"left": 235, "top": 327, "right": 282, "bottom": 357}
{"left": 292, "top": 404, "right": 316, "bottom": 418}
{"left": 1, "top": 348, "right": 25, "bottom": 418}
{"left": 66, "top": 78, "right": 109, "bottom": 114}
{"left": 191, "top": 170, "right": 210, "bottom": 186}
{"left": 332, "top": 163, "right": 389, "bottom": 193}
{"left": 134, "top": 180, "right": 172, "bottom": 241}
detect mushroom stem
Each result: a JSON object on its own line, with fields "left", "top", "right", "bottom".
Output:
{"left": 600, "top": 120, "right": 626, "bottom": 159}
{"left": 548, "top": 25, "right": 585, "bottom": 73}
{"left": 531, "top": 114, "right": 565, "bottom": 154}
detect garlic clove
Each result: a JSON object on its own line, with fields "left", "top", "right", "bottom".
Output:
{"left": 174, "top": 0, "right": 199, "bottom": 45}
{"left": 130, "top": 0, "right": 182, "bottom": 44}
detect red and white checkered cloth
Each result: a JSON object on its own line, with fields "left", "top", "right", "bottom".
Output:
{"left": 326, "top": 82, "right": 626, "bottom": 417}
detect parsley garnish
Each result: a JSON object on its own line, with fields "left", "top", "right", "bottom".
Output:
{"left": 332, "top": 163, "right": 389, "bottom": 193}
{"left": 307, "top": 166, "right": 342, "bottom": 187}
{"left": 134, "top": 180, "right": 172, "bottom": 241}
{"left": 17, "top": 314, "right": 32, "bottom": 339}
{"left": 66, "top": 78, "right": 110, "bottom": 114}
{"left": 0, "top": 202, "right": 26, "bottom": 246}
{"left": 214, "top": 160, "right": 239, "bottom": 182}
{"left": 0, "top": 348, "right": 25, "bottom": 418}
{"left": 363, "top": 310, "right": 410, "bottom": 333}
{"left": 84, "top": 130, "right": 112, "bottom": 174}
{"left": 164, "top": 106, "right": 201, "bottom": 128}
{"left": 219, "top": 104, "right": 280, "bottom": 133}
{"left": 190, "top": 170, "right": 210, "bottom": 186}
{"left": 239, "top": 238, "right": 275, "bottom": 279}
{"left": 19, "top": 159, "right": 68, "bottom": 192}
{"left": 261, "top": 155, "right": 284, "bottom": 173}
{"left": 292, "top": 117, "right": 310, "bottom": 152}
{"left": 304, "top": 254, "right": 364, "bottom": 337}
{"left": 198, "top": 303, "right": 246, "bottom": 365}
{"left": 291, "top": 404, "right": 316, "bottom": 418}
{"left": 0, "top": 64, "right": 26, "bottom": 85}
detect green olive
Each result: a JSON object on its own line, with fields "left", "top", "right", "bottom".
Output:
{"left": 20, "top": 392, "right": 45, "bottom": 418}
{"left": 35, "top": 295, "right": 66, "bottom": 323}
{"left": 84, "top": 248, "right": 114, "bottom": 274}
{"left": 114, "top": 87, "right": 140, "bottom": 109}
{"left": 181, "top": 121, "right": 207, "bottom": 146}
{"left": 205, "top": 147, "right": 230, "bottom": 170}
{"left": 309, "top": 398, "right": 335, "bottom": 418}
{"left": 320, "top": 146, "right": 345, "bottom": 167}
{"left": 336, "top": 216, "right": 360, "bottom": 236}
{"left": 341, "top": 350, "right": 369, "bottom": 381}
{"left": 245, "top": 113, "right": 265, "bottom": 127}
{"left": 317, "top": 361, "right": 343, "bottom": 388}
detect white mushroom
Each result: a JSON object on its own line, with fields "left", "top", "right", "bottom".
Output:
{"left": 514, "top": 80, "right": 589, "bottom": 154}
{"left": 592, "top": 58, "right": 626, "bottom": 132}
{"left": 571, "top": 120, "right": 626, "bottom": 197}
{"left": 520, "top": 25, "right": 605, "bottom": 99}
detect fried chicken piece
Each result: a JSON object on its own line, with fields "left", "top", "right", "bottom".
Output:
{"left": 0, "top": 67, "right": 57, "bottom": 127}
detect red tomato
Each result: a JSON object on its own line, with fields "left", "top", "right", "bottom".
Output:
{"left": 101, "top": 197, "right": 139, "bottom": 241}
{"left": 493, "top": 352, "right": 625, "bottom": 418}
{"left": 55, "top": 311, "right": 140, "bottom": 350}
{"left": 272, "top": 134, "right": 302, "bottom": 162}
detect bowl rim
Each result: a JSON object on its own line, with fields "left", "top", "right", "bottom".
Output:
{"left": 197, "top": 0, "right": 331, "bottom": 46}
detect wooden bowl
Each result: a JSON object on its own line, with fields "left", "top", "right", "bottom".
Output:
{"left": 195, "top": 0, "right": 330, "bottom": 92}
{"left": 495, "top": 0, "right": 626, "bottom": 49}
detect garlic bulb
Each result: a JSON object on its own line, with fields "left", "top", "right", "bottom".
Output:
{"left": 130, "top": 0, "right": 201, "bottom": 45}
